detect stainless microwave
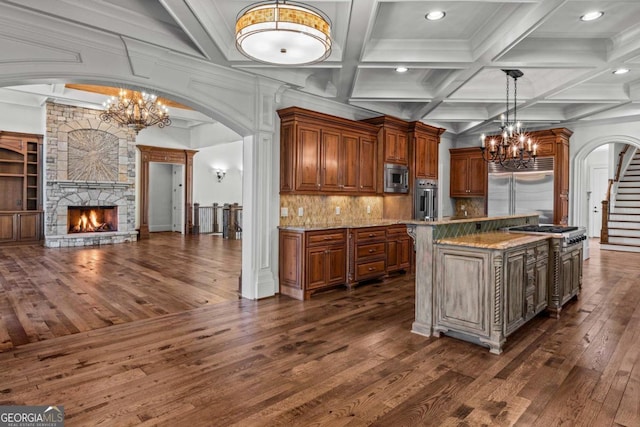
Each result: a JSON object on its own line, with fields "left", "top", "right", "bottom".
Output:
{"left": 384, "top": 163, "right": 409, "bottom": 193}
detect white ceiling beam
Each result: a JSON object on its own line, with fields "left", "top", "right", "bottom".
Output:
{"left": 158, "top": 0, "right": 228, "bottom": 64}
{"left": 334, "top": 0, "right": 380, "bottom": 102}
{"left": 1, "top": 0, "right": 203, "bottom": 57}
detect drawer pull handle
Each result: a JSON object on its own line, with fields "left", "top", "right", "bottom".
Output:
{"left": 368, "top": 267, "right": 374, "bottom": 271}
{"left": 368, "top": 249, "right": 375, "bottom": 253}
{"left": 368, "top": 234, "right": 374, "bottom": 237}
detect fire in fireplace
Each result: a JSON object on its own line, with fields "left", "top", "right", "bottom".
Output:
{"left": 68, "top": 206, "right": 118, "bottom": 233}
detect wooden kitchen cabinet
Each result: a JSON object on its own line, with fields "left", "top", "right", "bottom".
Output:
{"left": 279, "top": 228, "right": 347, "bottom": 300}
{"left": 279, "top": 224, "right": 412, "bottom": 300}
{"left": 449, "top": 147, "right": 487, "bottom": 197}
{"left": 386, "top": 224, "right": 411, "bottom": 273}
{"left": 361, "top": 116, "right": 409, "bottom": 166}
{"left": 348, "top": 226, "right": 388, "bottom": 285}
{"left": 358, "top": 135, "right": 377, "bottom": 192}
{"left": 411, "top": 122, "right": 445, "bottom": 180}
{"left": 278, "top": 107, "right": 379, "bottom": 195}
{"left": 295, "top": 125, "right": 322, "bottom": 191}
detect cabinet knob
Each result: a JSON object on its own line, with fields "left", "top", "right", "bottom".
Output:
{"left": 368, "top": 233, "right": 374, "bottom": 237}
{"left": 368, "top": 249, "right": 375, "bottom": 253}
{"left": 368, "top": 267, "right": 374, "bottom": 271}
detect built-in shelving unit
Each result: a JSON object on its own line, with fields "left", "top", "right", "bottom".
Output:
{"left": 0, "top": 131, "right": 43, "bottom": 243}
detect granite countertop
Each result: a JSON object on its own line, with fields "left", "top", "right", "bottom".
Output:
{"left": 436, "top": 231, "right": 550, "bottom": 250}
{"left": 402, "top": 214, "right": 536, "bottom": 226}
{"left": 278, "top": 220, "right": 404, "bottom": 231}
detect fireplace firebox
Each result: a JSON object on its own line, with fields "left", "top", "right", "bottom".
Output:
{"left": 68, "top": 206, "right": 118, "bottom": 233}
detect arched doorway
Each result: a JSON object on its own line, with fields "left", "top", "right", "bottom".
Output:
{"left": 571, "top": 135, "right": 640, "bottom": 258}
{"left": 0, "top": 72, "right": 282, "bottom": 300}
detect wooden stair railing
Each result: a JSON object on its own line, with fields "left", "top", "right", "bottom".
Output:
{"left": 601, "top": 145, "right": 630, "bottom": 243}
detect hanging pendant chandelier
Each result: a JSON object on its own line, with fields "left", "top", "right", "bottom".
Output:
{"left": 99, "top": 89, "right": 171, "bottom": 134}
{"left": 480, "top": 70, "right": 537, "bottom": 170}
{"left": 235, "top": 1, "right": 332, "bottom": 65}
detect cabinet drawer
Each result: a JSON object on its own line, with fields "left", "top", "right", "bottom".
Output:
{"left": 536, "top": 243, "right": 549, "bottom": 258}
{"left": 355, "top": 260, "right": 386, "bottom": 280}
{"left": 356, "top": 242, "right": 386, "bottom": 260}
{"left": 355, "top": 227, "right": 387, "bottom": 242}
{"left": 307, "top": 230, "right": 346, "bottom": 246}
{"left": 386, "top": 225, "right": 407, "bottom": 237}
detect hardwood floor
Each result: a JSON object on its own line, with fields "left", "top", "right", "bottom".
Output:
{"left": 1, "top": 237, "right": 639, "bottom": 426}
{"left": 0, "top": 233, "right": 241, "bottom": 351}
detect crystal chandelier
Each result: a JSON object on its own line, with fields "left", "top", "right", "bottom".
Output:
{"left": 480, "top": 70, "right": 537, "bottom": 170}
{"left": 235, "top": 1, "right": 332, "bottom": 65}
{"left": 99, "top": 89, "right": 171, "bottom": 134}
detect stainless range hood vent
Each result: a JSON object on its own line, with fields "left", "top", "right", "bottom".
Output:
{"left": 488, "top": 156, "right": 554, "bottom": 173}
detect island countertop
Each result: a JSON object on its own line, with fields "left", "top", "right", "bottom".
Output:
{"left": 436, "top": 231, "right": 550, "bottom": 250}
{"left": 403, "top": 214, "right": 536, "bottom": 226}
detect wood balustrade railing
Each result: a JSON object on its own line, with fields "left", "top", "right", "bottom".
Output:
{"left": 601, "top": 145, "right": 631, "bottom": 243}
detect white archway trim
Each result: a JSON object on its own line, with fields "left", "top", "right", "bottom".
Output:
{"left": 571, "top": 135, "right": 640, "bottom": 228}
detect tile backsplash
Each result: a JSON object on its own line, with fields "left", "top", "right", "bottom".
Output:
{"left": 454, "top": 198, "right": 486, "bottom": 217}
{"left": 279, "top": 195, "right": 383, "bottom": 226}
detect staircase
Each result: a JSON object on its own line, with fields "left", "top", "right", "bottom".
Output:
{"left": 602, "top": 150, "right": 640, "bottom": 252}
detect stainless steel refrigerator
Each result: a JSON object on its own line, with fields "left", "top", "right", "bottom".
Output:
{"left": 487, "top": 159, "right": 555, "bottom": 224}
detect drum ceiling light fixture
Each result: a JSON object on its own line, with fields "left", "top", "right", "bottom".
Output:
{"left": 235, "top": 1, "right": 332, "bottom": 65}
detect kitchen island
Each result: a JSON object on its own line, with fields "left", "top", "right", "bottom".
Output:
{"left": 404, "top": 214, "right": 542, "bottom": 353}
{"left": 433, "top": 231, "right": 550, "bottom": 354}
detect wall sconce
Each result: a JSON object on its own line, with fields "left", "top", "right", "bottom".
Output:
{"left": 216, "top": 170, "right": 226, "bottom": 182}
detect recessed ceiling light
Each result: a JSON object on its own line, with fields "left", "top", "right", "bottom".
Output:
{"left": 395, "top": 66, "right": 408, "bottom": 73}
{"left": 613, "top": 68, "right": 630, "bottom": 75}
{"left": 580, "top": 11, "right": 604, "bottom": 21}
{"left": 425, "top": 11, "right": 446, "bottom": 21}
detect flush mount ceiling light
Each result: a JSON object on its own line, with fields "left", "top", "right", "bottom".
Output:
{"left": 580, "top": 11, "right": 604, "bottom": 21}
{"left": 395, "top": 66, "right": 408, "bottom": 73}
{"left": 613, "top": 68, "right": 630, "bottom": 75}
{"left": 425, "top": 11, "right": 446, "bottom": 21}
{"left": 235, "top": 1, "right": 332, "bottom": 65}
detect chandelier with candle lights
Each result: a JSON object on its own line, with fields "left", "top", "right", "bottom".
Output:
{"left": 480, "top": 70, "right": 537, "bottom": 170}
{"left": 99, "top": 89, "right": 171, "bottom": 134}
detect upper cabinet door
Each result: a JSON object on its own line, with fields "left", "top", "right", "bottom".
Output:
{"left": 467, "top": 156, "right": 487, "bottom": 196}
{"left": 384, "top": 129, "right": 408, "bottom": 165}
{"left": 341, "top": 133, "right": 360, "bottom": 192}
{"left": 295, "top": 125, "right": 322, "bottom": 192}
{"left": 449, "top": 156, "right": 468, "bottom": 197}
{"left": 415, "top": 134, "right": 438, "bottom": 180}
{"left": 320, "top": 129, "right": 341, "bottom": 191}
{"left": 358, "top": 136, "right": 377, "bottom": 193}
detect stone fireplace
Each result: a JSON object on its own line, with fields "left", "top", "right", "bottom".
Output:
{"left": 44, "top": 102, "right": 138, "bottom": 247}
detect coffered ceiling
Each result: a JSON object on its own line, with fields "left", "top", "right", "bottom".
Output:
{"left": 2, "top": 0, "right": 640, "bottom": 136}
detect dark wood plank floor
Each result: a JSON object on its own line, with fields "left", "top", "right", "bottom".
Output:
{"left": 0, "top": 233, "right": 241, "bottom": 351}
{"left": 1, "top": 237, "right": 639, "bottom": 426}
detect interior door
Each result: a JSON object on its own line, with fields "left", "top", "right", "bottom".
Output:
{"left": 589, "top": 167, "right": 609, "bottom": 237}
{"left": 172, "top": 164, "right": 185, "bottom": 233}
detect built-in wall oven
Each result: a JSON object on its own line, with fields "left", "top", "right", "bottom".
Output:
{"left": 384, "top": 163, "right": 409, "bottom": 193}
{"left": 414, "top": 179, "right": 438, "bottom": 221}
